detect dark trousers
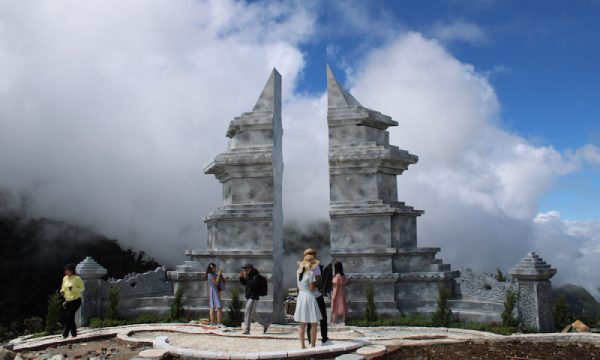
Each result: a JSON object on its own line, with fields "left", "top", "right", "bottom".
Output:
{"left": 62, "top": 298, "right": 81, "bottom": 338}
{"left": 307, "top": 296, "right": 328, "bottom": 343}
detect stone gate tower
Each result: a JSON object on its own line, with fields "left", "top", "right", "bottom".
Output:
{"left": 326, "top": 66, "right": 459, "bottom": 315}
{"left": 169, "top": 69, "right": 285, "bottom": 323}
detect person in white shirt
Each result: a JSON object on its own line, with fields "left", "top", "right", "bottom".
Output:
{"left": 303, "top": 248, "right": 330, "bottom": 345}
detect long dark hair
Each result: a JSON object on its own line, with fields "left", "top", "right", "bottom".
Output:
{"left": 334, "top": 261, "right": 344, "bottom": 276}
{"left": 206, "top": 263, "right": 216, "bottom": 281}
{"left": 64, "top": 263, "right": 77, "bottom": 275}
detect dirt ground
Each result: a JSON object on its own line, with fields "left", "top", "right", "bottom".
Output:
{"left": 19, "top": 338, "right": 151, "bottom": 360}
{"left": 381, "top": 340, "right": 600, "bottom": 360}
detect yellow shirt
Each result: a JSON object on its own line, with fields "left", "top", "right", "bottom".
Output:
{"left": 61, "top": 275, "right": 85, "bottom": 301}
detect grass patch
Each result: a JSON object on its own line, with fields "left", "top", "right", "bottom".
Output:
{"left": 346, "top": 314, "right": 518, "bottom": 335}
{"left": 89, "top": 313, "right": 185, "bottom": 328}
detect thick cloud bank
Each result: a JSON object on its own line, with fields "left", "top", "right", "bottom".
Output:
{"left": 0, "top": 2, "right": 598, "bottom": 296}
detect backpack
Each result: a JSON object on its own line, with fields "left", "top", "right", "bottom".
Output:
{"left": 257, "top": 274, "right": 268, "bottom": 297}
{"left": 318, "top": 263, "right": 333, "bottom": 297}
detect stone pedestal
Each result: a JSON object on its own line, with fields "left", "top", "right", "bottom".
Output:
{"left": 169, "top": 69, "right": 285, "bottom": 323}
{"left": 326, "top": 65, "right": 458, "bottom": 315}
{"left": 509, "top": 252, "right": 557, "bottom": 332}
{"left": 76, "top": 257, "right": 107, "bottom": 326}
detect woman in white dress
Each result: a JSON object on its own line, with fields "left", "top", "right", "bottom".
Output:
{"left": 294, "top": 255, "right": 322, "bottom": 348}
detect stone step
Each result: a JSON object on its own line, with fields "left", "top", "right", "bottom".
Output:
{"left": 452, "top": 309, "right": 503, "bottom": 323}
{"left": 449, "top": 299, "right": 505, "bottom": 313}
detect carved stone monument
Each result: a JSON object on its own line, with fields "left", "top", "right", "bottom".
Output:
{"left": 75, "top": 257, "right": 107, "bottom": 326}
{"left": 168, "top": 69, "right": 285, "bottom": 323}
{"left": 326, "top": 65, "right": 459, "bottom": 314}
{"left": 509, "top": 252, "right": 557, "bottom": 332}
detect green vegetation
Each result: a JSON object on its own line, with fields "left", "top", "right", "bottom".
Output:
{"left": 552, "top": 284, "right": 600, "bottom": 325}
{"left": 0, "top": 206, "right": 161, "bottom": 333}
{"left": 106, "top": 286, "right": 121, "bottom": 321}
{"left": 346, "top": 313, "right": 518, "bottom": 335}
{"left": 90, "top": 313, "right": 172, "bottom": 328}
{"left": 364, "top": 286, "right": 378, "bottom": 322}
{"left": 554, "top": 293, "right": 570, "bottom": 330}
{"left": 45, "top": 292, "right": 62, "bottom": 334}
{"left": 432, "top": 286, "right": 453, "bottom": 327}
{"left": 496, "top": 268, "right": 507, "bottom": 282}
{"left": 170, "top": 286, "right": 185, "bottom": 321}
{"left": 224, "top": 288, "right": 244, "bottom": 327}
{"left": 501, "top": 288, "right": 518, "bottom": 327}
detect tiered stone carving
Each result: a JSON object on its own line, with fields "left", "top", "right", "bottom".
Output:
{"left": 168, "top": 69, "right": 285, "bottom": 323}
{"left": 509, "top": 252, "right": 556, "bottom": 332}
{"left": 75, "top": 257, "right": 107, "bottom": 326}
{"left": 326, "top": 65, "right": 459, "bottom": 314}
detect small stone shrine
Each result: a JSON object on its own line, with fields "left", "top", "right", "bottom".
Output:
{"left": 509, "top": 252, "right": 557, "bottom": 332}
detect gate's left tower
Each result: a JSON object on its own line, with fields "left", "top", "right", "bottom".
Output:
{"left": 168, "top": 69, "right": 285, "bottom": 323}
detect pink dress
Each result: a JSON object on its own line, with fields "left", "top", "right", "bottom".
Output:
{"left": 331, "top": 274, "right": 348, "bottom": 316}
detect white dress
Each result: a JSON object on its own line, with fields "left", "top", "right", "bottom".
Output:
{"left": 293, "top": 270, "right": 323, "bottom": 323}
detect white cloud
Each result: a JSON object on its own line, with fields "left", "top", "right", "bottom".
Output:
{"left": 431, "top": 20, "right": 489, "bottom": 46}
{"left": 343, "top": 33, "right": 599, "bottom": 295}
{"left": 0, "top": 0, "right": 314, "bottom": 261}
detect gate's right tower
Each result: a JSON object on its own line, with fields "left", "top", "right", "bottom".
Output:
{"left": 326, "top": 66, "right": 459, "bottom": 315}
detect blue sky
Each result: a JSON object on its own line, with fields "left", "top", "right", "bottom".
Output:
{"left": 293, "top": 0, "right": 600, "bottom": 220}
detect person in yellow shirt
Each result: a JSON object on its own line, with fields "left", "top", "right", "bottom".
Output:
{"left": 60, "top": 263, "right": 85, "bottom": 338}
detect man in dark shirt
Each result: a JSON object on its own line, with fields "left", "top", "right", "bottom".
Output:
{"left": 239, "top": 263, "right": 270, "bottom": 334}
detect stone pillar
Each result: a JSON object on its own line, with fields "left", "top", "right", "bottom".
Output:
{"left": 76, "top": 257, "right": 107, "bottom": 326}
{"left": 509, "top": 252, "right": 557, "bottom": 332}
{"left": 168, "top": 69, "right": 285, "bottom": 323}
{"left": 326, "top": 65, "right": 458, "bottom": 316}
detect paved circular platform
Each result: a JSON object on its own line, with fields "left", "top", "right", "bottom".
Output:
{"left": 8, "top": 323, "right": 600, "bottom": 359}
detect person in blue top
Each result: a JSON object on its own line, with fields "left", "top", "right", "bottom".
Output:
{"left": 206, "top": 263, "right": 225, "bottom": 327}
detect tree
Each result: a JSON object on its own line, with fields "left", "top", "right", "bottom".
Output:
{"left": 501, "top": 288, "right": 518, "bottom": 327}
{"left": 554, "top": 293, "right": 570, "bottom": 330}
{"left": 225, "top": 288, "right": 244, "bottom": 327}
{"left": 45, "top": 292, "right": 62, "bottom": 334}
{"left": 364, "top": 286, "right": 378, "bottom": 322}
{"left": 105, "top": 286, "right": 121, "bottom": 321}
{"left": 432, "top": 285, "right": 453, "bottom": 327}
{"left": 496, "top": 268, "right": 507, "bottom": 282}
{"left": 170, "top": 286, "right": 185, "bottom": 321}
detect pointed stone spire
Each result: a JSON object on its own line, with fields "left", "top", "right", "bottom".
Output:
{"left": 252, "top": 68, "right": 282, "bottom": 112}
{"left": 326, "top": 64, "right": 362, "bottom": 108}
{"left": 509, "top": 252, "right": 557, "bottom": 280}
{"left": 76, "top": 256, "right": 107, "bottom": 280}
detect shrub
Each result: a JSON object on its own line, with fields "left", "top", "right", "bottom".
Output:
{"left": 501, "top": 288, "right": 518, "bottom": 327}
{"left": 23, "top": 317, "right": 44, "bottom": 334}
{"left": 89, "top": 317, "right": 128, "bottom": 328}
{"left": 134, "top": 313, "right": 170, "bottom": 324}
{"left": 496, "top": 268, "right": 507, "bottom": 282}
{"left": 364, "top": 285, "right": 378, "bottom": 322}
{"left": 45, "top": 292, "right": 62, "bottom": 334}
{"left": 225, "top": 288, "right": 244, "bottom": 327}
{"left": 170, "top": 286, "right": 185, "bottom": 321}
{"left": 553, "top": 293, "right": 570, "bottom": 330}
{"left": 432, "top": 285, "right": 453, "bottom": 327}
{"left": 105, "top": 286, "right": 121, "bottom": 321}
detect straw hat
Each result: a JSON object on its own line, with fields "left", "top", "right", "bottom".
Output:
{"left": 303, "top": 248, "right": 317, "bottom": 256}
{"left": 297, "top": 254, "right": 320, "bottom": 271}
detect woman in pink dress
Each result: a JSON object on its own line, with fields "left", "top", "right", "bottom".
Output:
{"left": 331, "top": 261, "right": 348, "bottom": 325}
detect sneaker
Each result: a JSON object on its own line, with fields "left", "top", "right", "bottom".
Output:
{"left": 322, "top": 339, "right": 331, "bottom": 346}
{"left": 242, "top": 331, "right": 250, "bottom": 335}
{"left": 263, "top": 324, "right": 270, "bottom": 334}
